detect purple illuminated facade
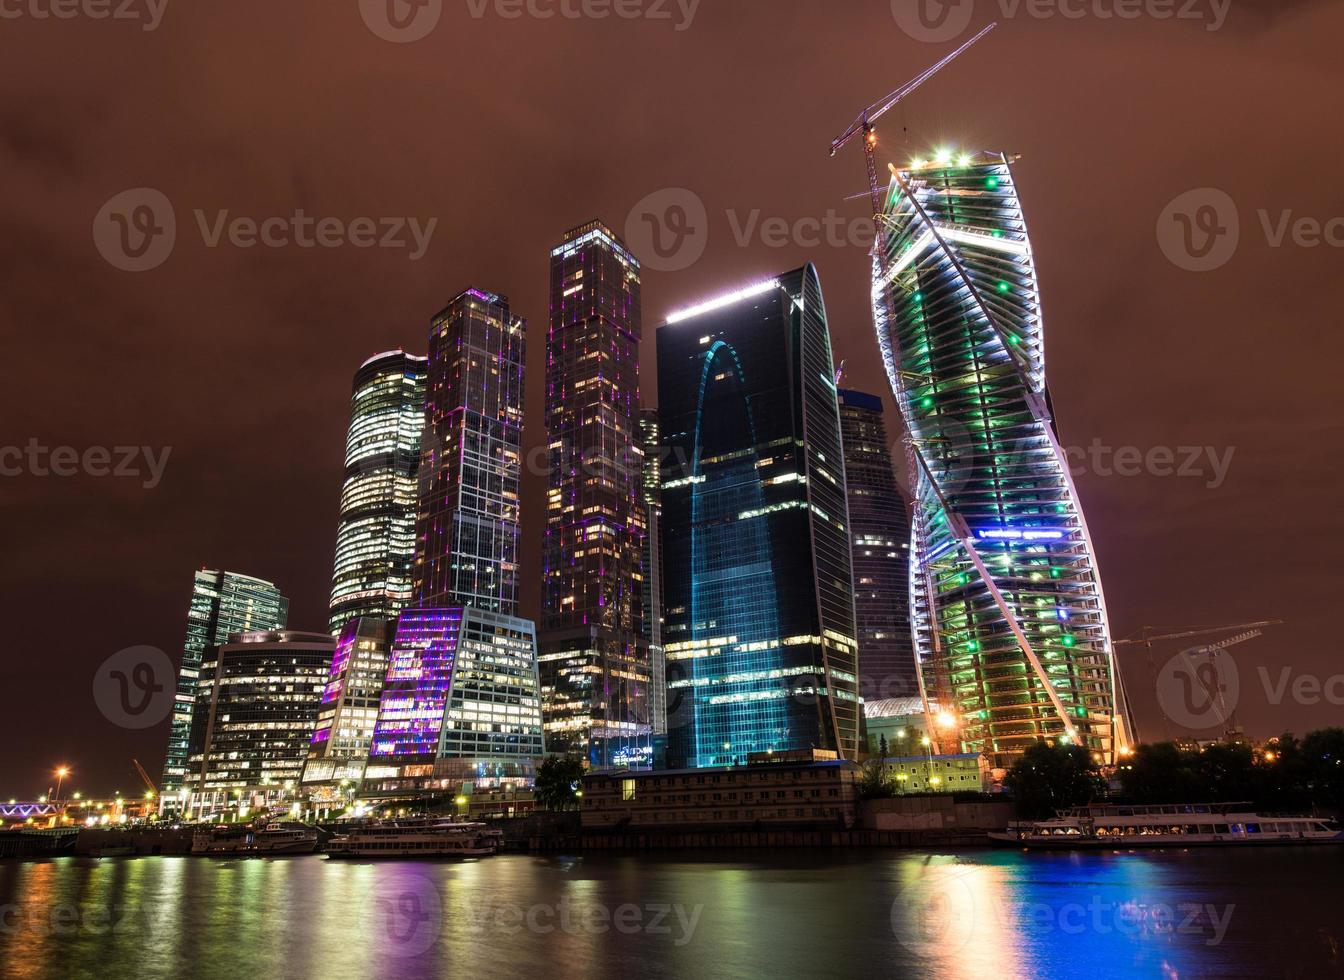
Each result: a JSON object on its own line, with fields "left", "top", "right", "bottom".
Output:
{"left": 413, "top": 288, "right": 526, "bottom": 614}
{"left": 301, "top": 616, "right": 393, "bottom": 789}
{"left": 365, "top": 607, "right": 544, "bottom": 790}
{"left": 539, "top": 220, "right": 652, "bottom": 769}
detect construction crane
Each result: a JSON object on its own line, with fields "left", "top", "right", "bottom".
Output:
{"left": 1115, "top": 621, "right": 1283, "bottom": 741}
{"left": 131, "top": 758, "right": 158, "bottom": 802}
{"left": 830, "top": 23, "right": 997, "bottom": 218}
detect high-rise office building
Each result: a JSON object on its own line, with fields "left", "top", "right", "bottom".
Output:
{"left": 539, "top": 221, "right": 651, "bottom": 769}
{"left": 837, "top": 388, "right": 917, "bottom": 703}
{"left": 657, "top": 265, "right": 861, "bottom": 769}
{"left": 182, "top": 630, "right": 335, "bottom": 819}
{"left": 871, "top": 149, "right": 1132, "bottom": 764}
{"left": 301, "top": 616, "right": 394, "bottom": 789}
{"left": 363, "top": 607, "right": 545, "bottom": 791}
{"left": 639, "top": 408, "right": 666, "bottom": 738}
{"left": 328, "top": 350, "right": 427, "bottom": 635}
{"left": 162, "top": 570, "right": 288, "bottom": 800}
{"left": 413, "top": 288, "right": 526, "bottom": 615}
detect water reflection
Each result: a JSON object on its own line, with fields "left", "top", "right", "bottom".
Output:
{"left": 1, "top": 848, "right": 1340, "bottom": 979}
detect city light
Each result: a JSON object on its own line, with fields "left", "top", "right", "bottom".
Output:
{"left": 665, "top": 278, "right": 781, "bottom": 325}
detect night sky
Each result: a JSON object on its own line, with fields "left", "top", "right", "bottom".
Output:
{"left": 2, "top": 1, "right": 1340, "bottom": 797}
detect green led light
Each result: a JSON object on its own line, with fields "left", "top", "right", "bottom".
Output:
{"left": 1061, "top": 635, "right": 1076, "bottom": 648}
{"left": 996, "top": 282, "right": 1011, "bottom": 294}
{"left": 985, "top": 176, "right": 999, "bottom": 190}
{"left": 920, "top": 396, "right": 934, "bottom": 409}
{"left": 1050, "top": 567, "right": 1062, "bottom": 579}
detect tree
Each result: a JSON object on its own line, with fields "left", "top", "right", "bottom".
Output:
{"left": 1117, "top": 742, "right": 1207, "bottom": 804}
{"left": 1004, "top": 740, "right": 1105, "bottom": 819}
{"left": 1302, "top": 728, "right": 1344, "bottom": 812}
{"left": 534, "top": 756, "right": 586, "bottom": 811}
{"left": 858, "top": 758, "right": 897, "bottom": 801}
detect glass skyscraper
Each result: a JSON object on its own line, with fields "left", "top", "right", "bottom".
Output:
{"left": 413, "top": 288, "right": 526, "bottom": 614}
{"left": 871, "top": 148, "right": 1132, "bottom": 764}
{"left": 301, "top": 616, "right": 394, "bottom": 789}
{"left": 161, "top": 569, "right": 288, "bottom": 801}
{"left": 657, "top": 265, "right": 861, "bottom": 769}
{"left": 182, "top": 630, "right": 335, "bottom": 819}
{"left": 364, "top": 607, "right": 545, "bottom": 790}
{"left": 328, "top": 350, "right": 427, "bottom": 635}
{"left": 639, "top": 408, "right": 667, "bottom": 738}
{"left": 538, "top": 220, "right": 651, "bottom": 769}
{"left": 836, "top": 388, "right": 917, "bottom": 703}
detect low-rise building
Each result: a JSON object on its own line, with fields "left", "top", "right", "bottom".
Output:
{"left": 878, "top": 753, "right": 991, "bottom": 794}
{"left": 582, "top": 752, "right": 861, "bottom": 831}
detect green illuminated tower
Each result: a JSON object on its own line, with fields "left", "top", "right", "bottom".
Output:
{"left": 871, "top": 148, "right": 1133, "bottom": 765}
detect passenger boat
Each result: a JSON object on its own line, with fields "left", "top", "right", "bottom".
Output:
{"left": 325, "top": 816, "right": 500, "bottom": 859}
{"left": 991, "top": 802, "right": 1343, "bottom": 849}
{"left": 191, "top": 823, "right": 319, "bottom": 856}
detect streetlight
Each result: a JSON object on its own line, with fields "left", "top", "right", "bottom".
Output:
{"left": 54, "top": 767, "right": 70, "bottom": 802}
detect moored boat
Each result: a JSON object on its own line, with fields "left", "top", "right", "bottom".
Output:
{"left": 191, "top": 823, "right": 319, "bottom": 856}
{"left": 325, "top": 816, "right": 500, "bottom": 859}
{"left": 991, "top": 802, "right": 1343, "bottom": 849}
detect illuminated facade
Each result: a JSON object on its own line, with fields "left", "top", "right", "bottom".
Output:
{"left": 183, "top": 630, "right": 335, "bottom": 819}
{"left": 328, "top": 350, "right": 427, "bottom": 635}
{"left": 162, "top": 569, "right": 288, "bottom": 800}
{"left": 871, "top": 149, "right": 1132, "bottom": 764}
{"left": 414, "top": 289, "right": 526, "bottom": 614}
{"left": 640, "top": 408, "right": 667, "bottom": 737}
{"left": 365, "top": 607, "right": 545, "bottom": 791}
{"left": 301, "top": 616, "right": 393, "bottom": 788}
{"left": 539, "top": 221, "right": 651, "bottom": 769}
{"left": 836, "top": 388, "right": 917, "bottom": 702}
{"left": 657, "top": 266, "right": 861, "bottom": 769}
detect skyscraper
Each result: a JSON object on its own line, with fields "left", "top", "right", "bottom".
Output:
{"left": 162, "top": 569, "right": 288, "bottom": 800}
{"left": 657, "top": 265, "right": 861, "bottom": 769}
{"left": 538, "top": 220, "right": 651, "bottom": 769}
{"left": 639, "top": 408, "right": 666, "bottom": 738}
{"left": 363, "top": 607, "right": 545, "bottom": 790}
{"left": 328, "top": 350, "right": 427, "bottom": 635}
{"left": 183, "top": 630, "right": 335, "bottom": 819}
{"left": 413, "top": 288, "right": 526, "bottom": 615}
{"left": 870, "top": 148, "right": 1132, "bottom": 764}
{"left": 301, "top": 616, "right": 394, "bottom": 790}
{"left": 836, "top": 388, "right": 917, "bottom": 703}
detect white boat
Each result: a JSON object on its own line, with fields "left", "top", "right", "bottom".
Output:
{"left": 325, "top": 816, "right": 500, "bottom": 859}
{"left": 191, "top": 824, "right": 319, "bottom": 856}
{"left": 990, "top": 802, "right": 1343, "bottom": 849}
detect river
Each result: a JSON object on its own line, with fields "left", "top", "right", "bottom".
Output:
{"left": 1, "top": 847, "right": 1340, "bottom": 978}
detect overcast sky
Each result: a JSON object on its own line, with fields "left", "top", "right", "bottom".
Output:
{"left": 2, "top": 0, "right": 1340, "bottom": 795}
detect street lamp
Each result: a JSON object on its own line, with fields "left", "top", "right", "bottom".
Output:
{"left": 54, "top": 767, "right": 70, "bottom": 802}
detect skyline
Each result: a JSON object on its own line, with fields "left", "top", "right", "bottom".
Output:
{"left": 4, "top": 2, "right": 1342, "bottom": 795}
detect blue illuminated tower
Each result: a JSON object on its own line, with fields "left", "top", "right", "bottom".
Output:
{"left": 657, "top": 266, "right": 861, "bottom": 768}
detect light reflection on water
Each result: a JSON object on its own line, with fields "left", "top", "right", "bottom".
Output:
{"left": 1, "top": 848, "right": 1341, "bottom": 979}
